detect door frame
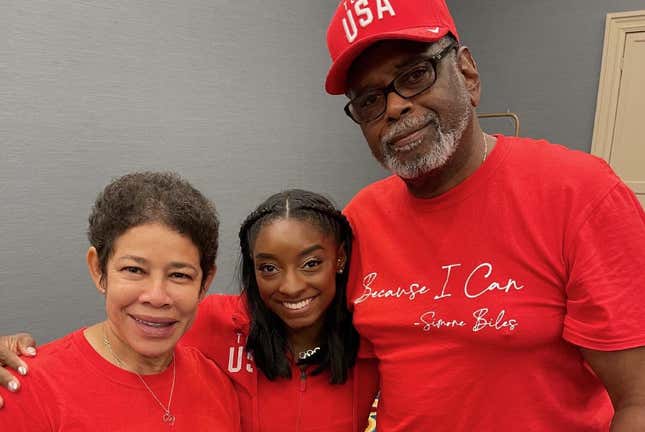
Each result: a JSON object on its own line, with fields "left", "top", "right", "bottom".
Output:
{"left": 591, "top": 10, "right": 645, "bottom": 160}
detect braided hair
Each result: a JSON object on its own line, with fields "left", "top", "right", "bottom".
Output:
{"left": 238, "top": 189, "right": 359, "bottom": 384}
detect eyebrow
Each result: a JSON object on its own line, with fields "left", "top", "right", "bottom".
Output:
{"left": 394, "top": 47, "right": 442, "bottom": 70}
{"left": 117, "top": 255, "right": 199, "bottom": 273}
{"left": 254, "top": 244, "right": 324, "bottom": 260}
{"left": 351, "top": 48, "right": 445, "bottom": 97}
{"left": 394, "top": 56, "right": 426, "bottom": 70}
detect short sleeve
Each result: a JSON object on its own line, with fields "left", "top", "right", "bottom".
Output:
{"left": 563, "top": 181, "right": 645, "bottom": 350}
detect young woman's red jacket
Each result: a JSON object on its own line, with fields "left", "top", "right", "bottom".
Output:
{"left": 181, "top": 294, "right": 379, "bottom": 432}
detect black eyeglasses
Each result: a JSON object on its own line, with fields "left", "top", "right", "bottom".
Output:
{"left": 344, "top": 42, "right": 458, "bottom": 124}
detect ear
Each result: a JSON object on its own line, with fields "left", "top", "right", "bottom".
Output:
{"left": 336, "top": 243, "right": 347, "bottom": 274}
{"left": 456, "top": 46, "right": 481, "bottom": 107}
{"left": 199, "top": 265, "right": 217, "bottom": 301}
{"left": 86, "top": 247, "right": 106, "bottom": 295}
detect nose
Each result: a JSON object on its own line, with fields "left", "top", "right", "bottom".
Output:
{"left": 384, "top": 90, "right": 413, "bottom": 121}
{"left": 277, "top": 269, "right": 306, "bottom": 297}
{"left": 139, "top": 275, "right": 172, "bottom": 307}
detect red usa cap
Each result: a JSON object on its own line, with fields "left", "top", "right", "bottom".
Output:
{"left": 325, "top": 0, "right": 459, "bottom": 95}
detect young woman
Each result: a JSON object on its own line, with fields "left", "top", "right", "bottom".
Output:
{"left": 0, "top": 188, "right": 379, "bottom": 432}
{"left": 180, "top": 189, "right": 379, "bottom": 432}
{"left": 0, "top": 172, "right": 241, "bottom": 431}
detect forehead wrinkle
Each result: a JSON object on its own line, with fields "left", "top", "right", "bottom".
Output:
{"left": 116, "top": 255, "right": 197, "bottom": 271}
{"left": 117, "top": 255, "right": 147, "bottom": 264}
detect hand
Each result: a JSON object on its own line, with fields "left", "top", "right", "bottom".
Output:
{"left": 0, "top": 333, "right": 37, "bottom": 408}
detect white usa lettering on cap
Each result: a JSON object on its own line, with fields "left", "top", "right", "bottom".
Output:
{"left": 341, "top": 0, "right": 397, "bottom": 43}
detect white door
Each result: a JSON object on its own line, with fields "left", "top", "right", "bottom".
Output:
{"left": 592, "top": 11, "right": 645, "bottom": 208}
{"left": 609, "top": 32, "right": 645, "bottom": 207}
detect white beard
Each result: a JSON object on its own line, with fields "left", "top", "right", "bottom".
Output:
{"left": 380, "top": 89, "right": 471, "bottom": 180}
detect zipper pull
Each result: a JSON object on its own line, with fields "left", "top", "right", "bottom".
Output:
{"left": 299, "top": 369, "right": 307, "bottom": 392}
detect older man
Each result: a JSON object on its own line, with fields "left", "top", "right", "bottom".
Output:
{"left": 325, "top": 0, "right": 645, "bottom": 431}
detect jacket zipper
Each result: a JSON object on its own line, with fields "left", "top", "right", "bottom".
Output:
{"left": 296, "top": 368, "right": 307, "bottom": 432}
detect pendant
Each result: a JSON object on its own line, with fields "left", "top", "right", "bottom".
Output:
{"left": 163, "top": 411, "right": 175, "bottom": 425}
{"left": 298, "top": 346, "right": 321, "bottom": 360}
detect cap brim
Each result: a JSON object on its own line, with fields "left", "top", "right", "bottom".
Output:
{"left": 325, "top": 26, "right": 451, "bottom": 95}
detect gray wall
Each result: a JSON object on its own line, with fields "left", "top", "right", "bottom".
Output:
{"left": 0, "top": 0, "right": 385, "bottom": 343}
{"left": 449, "top": 0, "right": 645, "bottom": 151}
{"left": 3, "top": 1, "right": 642, "bottom": 343}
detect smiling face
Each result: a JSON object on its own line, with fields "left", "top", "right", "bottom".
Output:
{"left": 88, "top": 222, "right": 213, "bottom": 367}
{"left": 347, "top": 38, "right": 477, "bottom": 180}
{"left": 251, "top": 218, "right": 345, "bottom": 338}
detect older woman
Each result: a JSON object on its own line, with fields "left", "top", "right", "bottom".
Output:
{"left": 0, "top": 172, "right": 240, "bottom": 431}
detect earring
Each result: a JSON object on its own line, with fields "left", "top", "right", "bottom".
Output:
{"left": 337, "top": 259, "right": 344, "bottom": 274}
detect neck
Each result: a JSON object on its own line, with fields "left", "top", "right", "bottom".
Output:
{"left": 404, "top": 122, "right": 492, "bottom": 199}
{"left": 84, "top": 322, "right": 173, "bottom": 375}
{"left": 287, "top": 320, "right": 324, "bottom": 356}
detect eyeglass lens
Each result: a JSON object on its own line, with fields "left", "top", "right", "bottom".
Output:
{"left": 346, "top": 42, "right": 457, "bottom": 124}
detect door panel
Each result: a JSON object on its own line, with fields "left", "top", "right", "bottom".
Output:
{"left": 610, "top": 32, "right": 645, "bottom": 208}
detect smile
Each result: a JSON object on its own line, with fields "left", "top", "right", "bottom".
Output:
{"left": 130, "top": 315, "right": 178, "bottom": 328}
{"left": 392, "top": 135, "right": 424, "bottom": 153}
{"left": 134, "top": 318, "right": 172, "bottom": 328}
{"left": 387, "top": 124, "right": 431, "bottom": 152}
{"left": 281, "top": 296, "right": 316, "bottom": 310}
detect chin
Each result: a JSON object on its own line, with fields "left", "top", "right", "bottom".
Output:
{"left": 389, "top": 140, "right": 458, "bottom": 179}
{"left": 384, "top": 157, "right": 441, "bottom": 179}
{"left": 129, "top": 337, "right": 178, "bottom": 359}
{"left": 282, "top": 315, "right": 321, "bottom": 332}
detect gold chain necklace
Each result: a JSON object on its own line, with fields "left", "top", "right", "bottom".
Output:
{"left": 102, "top": 326, "right": 176, "bottom": 426}
{"left": 482, "top": 131, "right": 489, "bottom": 163}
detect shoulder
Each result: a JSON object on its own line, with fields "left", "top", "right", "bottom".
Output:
{"left": 22, "top": 331, "right": 81, "bottom": 371}
{"left": 193, "top": 294, "right": 250, "bottom": 333}
{"left": 181, "top": 294, "right": 249, "bottom": 363}
{"left": 0, "top": 331, "right": 85, "bottom": 430}
{"left": 497, "top": 136, "right": 622, "bottom": 212}
{"left": 0, "top": 332, "right": 78, "bottom": 393}
{"left": 175, "top": 345, "right": 237, "bottom": 391}
{"left": 344, "top": 175, "right": 404, "bottom": 218}
{"left": 198, "top": 294, "right": 245, "bottom": 320}
{"left": 502, "top": 136, "right": 618, "bottom": 186}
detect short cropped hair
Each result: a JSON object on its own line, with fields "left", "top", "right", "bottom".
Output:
{"left": 88, "top": 171, "right": 219, "bottom": 289}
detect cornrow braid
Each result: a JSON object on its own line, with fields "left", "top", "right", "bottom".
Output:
{"left": 237, "top": 189, "right": 359, "bottom": 384}
{"left": 298, "top": 205, "right": 352, "bottom": 238}
{"left": 238, "top": 206, "right": 275, "bottom": 260}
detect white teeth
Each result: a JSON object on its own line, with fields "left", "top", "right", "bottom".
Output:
{"left": 393, "top": 137, "right": 422, "bottom": 153}
{"left": 282, "top": 298, "right": 314, "bottom": 310}
{"left": 134, "top": 317, "right": 172, "bottom": 327}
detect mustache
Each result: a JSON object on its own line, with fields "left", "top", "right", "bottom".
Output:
{"left": 381, "top": 112, "right": 439, "bottom": 147}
